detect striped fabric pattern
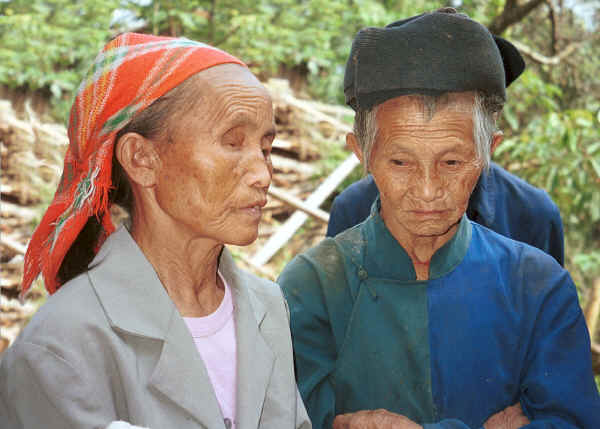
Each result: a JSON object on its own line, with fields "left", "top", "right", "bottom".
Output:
{"left": 22, "top": 32, "right": 245, "bottom": 297}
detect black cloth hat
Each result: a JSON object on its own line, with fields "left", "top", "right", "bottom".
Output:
{"left": 344, "top": 11, "right": 525, "bottom": 111}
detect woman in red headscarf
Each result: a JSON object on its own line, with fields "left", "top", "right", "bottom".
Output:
{"left": 0, "top": 33, "right": 310, "bottom": 429}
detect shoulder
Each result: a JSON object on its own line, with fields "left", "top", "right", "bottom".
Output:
{"left": 335, "top": 175, "right": 377, "bottom": 202}
{"left": 467, "top": 223, "right": 579, "bottom": 340}
{"left": 490, "top": 163, "right": 561, "bottom": 221}
{"left": 0, "top": 275, "right": 115, "bottom": 425}
{"left": 238, "top": 265, "right": 286, "bottom": 306}
{"left": 328, "top": 175, "right": 379, "bottom": 236}
{"left": 13, "top": 274, "right": 108, "bottom": 352}
{"left": 280, "top": 227, "right": 364, "bottom": 307}
{"left": 470, "top": 222, "right": 569, "bottom": 292}
{"left": 280, "top": 237, "right": 346, "bottom": 286}
{"left": 2, "top": 273, "right": 114, "bottom": 383}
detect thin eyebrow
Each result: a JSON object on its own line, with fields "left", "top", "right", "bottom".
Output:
{"left": 223, "top": 112, "right": 276, "bottom": 136}
{"left": 382, "top": 143, "right": 472, "bottom": 157}
{"left": 224, "top": 112, "right": 255, "bottom": 128}
{"left": 438, "top": 145, "right": 473, "bottom": 155}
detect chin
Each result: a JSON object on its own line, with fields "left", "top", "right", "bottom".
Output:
{"left": 407, "top": 221, "right": 458, "bottom": 237}
{"left": 225, "top": 229, "right": 259, "bottom": 247}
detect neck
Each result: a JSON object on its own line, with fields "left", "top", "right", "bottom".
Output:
{"left": 404, "top": 231, "right": 456, "bottom": 280}
{"left": 384, "top": 217, "right": 459, "bottom": 281}
{"left": 130, "top": 213, "right": 225, "bottom": 317}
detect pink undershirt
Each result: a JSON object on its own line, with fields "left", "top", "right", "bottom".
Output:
{"left": 183, "top": 272, "right": 237, "bottom": 429}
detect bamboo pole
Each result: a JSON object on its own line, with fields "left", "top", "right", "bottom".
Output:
{"left": 585, "top": 278, "right": 600, "bottom": 343}
{"left": 251, "top": 154, "right": 360, "bottom": 266}
{"left": 268, "top": 186, "right": 330, "bottom": 224}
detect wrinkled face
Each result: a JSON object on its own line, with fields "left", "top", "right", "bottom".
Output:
{"left": 369, "top": 94, "right": 482, "bottom": 241}
{"left": 154, "top": 64, "right": 275, "bottom": 246}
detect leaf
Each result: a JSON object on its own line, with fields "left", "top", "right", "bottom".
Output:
{"left": 591, "top": 158, "right": 600, "bottom": 179}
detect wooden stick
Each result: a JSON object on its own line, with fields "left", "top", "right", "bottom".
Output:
{"left": 268, "top": 186, "right": 330, "bottom": 224}
{"left": 591, "top": 342, "right": 600, "bottom": 374}
{"left": 0, "top": 201, "right": 37, "bottom": 221}
{"left": 281, "top": 93, "right": 353, "bottom": 134}
{"left": 251, "top": 154, "right": 360, "bottom": 266}
{"left": 1, "top": 235, "right": 27, "bottom": 255}
{"left": 0, "top": 337, "right": 9, "bottom": 354}
{"left": 271, "top": 154, "right": 315, "bottom": 176}
{"left": 296, "top": 99, "right": 354, "bottom": 118}
{"left": 272, "top": 138, "right": 294, "bottom": 150}
{"left": 235, "top": 252, "right": 277, "bottom": 281}
{"left": 585, "top": 278, "right": 600, "bottom": 343}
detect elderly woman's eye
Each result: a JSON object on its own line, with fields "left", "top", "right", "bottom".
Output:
{"left": 444, "top": 160, "right": 461, "bottom": 166}
{"left": 391, "top": 159, "right": 405, "bottom": 166}
{"left": 224, "top": 136, "right": 242, "bottom": 147}
{"left": 223, "top": 128, "right": 245, "bottom": 147}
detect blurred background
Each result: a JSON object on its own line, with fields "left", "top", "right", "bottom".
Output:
{"left": 0, "top": 0, "right": 598, "bottom": 381}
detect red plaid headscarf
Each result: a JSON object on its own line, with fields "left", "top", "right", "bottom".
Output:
{"left": 21, "top": 32, "right": 245, "bottom": 298}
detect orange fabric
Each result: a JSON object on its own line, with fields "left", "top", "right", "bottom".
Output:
{"left": 21, "top": 33, "right": 245, "bottom": 297}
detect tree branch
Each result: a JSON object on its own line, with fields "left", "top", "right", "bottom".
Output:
{"left": 214, "top": 25, "right": 240, "bottom": 46}
{"left": 209, "top": 0, "right": 217, "bottom": 43}
{"left": 511, "top": 33, "right": 599, "bottom": 65}
{"left": 592, "top": 342, "right": 600, "bottom": 374}
{"left": 488, "top": 0, "right": 546, "bottom": 34}
{"left": 546, "top": 0, "right": 559, "bottom": 55}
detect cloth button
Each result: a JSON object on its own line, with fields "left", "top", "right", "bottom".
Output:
{"left": 358, "top": 268, "right": 368, "bottom": 280}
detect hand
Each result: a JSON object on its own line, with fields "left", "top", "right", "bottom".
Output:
{"left": 105, "top": 422, "right": 151, "bottom": 429}
{"left": 333, "top": 409, "right": 422, "bottom": 429}
{"left": 484, "top": 403, "right": 530, "bottom": 429}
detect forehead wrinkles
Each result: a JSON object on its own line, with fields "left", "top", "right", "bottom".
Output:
{"left": 379, "top": 113, "right": 473, "bottom": 142}
{"left": 207, "top": 83, "right": 272, "bottom": 126}
{"left": 376, "top": 110, "right": 474, "bottom": 157}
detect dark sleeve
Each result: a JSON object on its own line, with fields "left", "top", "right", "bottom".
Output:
{"left": 517, "top": 257, "right": 600, "bottom": 427}
{"left": 279, "top": 255, "right": 339, "bottom": 429}
{"left": 428, "top": 257, "right": 600, "bottom": 429}
{"left": 483, "top": 165, "right": 565, "bottom": 266}
{"left": 524, "top": 189, "right": 565, "bottom": 266}
{"left": 545, "top": 199, "right": 565, "bottom": 266}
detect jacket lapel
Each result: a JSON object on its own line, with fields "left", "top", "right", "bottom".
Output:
{"left": 219, "top": 250, "right": 275, "bottom": 429}
{"left": 88, "top": 227, "right": 225, "bottom": 428}
{"left": 148, "top": 309, "right": 225, "bottom": 428}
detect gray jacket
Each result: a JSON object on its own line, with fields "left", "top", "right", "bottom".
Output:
{"left": 0, "top": 227, "right": 310, "bottom": 429}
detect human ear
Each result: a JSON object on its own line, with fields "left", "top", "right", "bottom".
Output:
{"left": 346, "top": 133, "right": 365, "bottom": 164}
{"left": 114, "top": 133, "right": 160, "bottom": 188}
{"left": 490, "top": 131, "right": 504, "bottom": 156}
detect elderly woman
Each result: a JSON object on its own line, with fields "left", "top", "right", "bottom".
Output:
{"left": 0, "top": 33, "right": 310, "bottom": 429}
{"left": 279, "top": 10, "right": 600, "bottom": 429}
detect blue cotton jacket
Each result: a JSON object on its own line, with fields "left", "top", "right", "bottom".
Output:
{"left": 280, "top": 202, "right": 599, "bottom": 429}
{"left": 326, "top": 162, "right": 565, "bottom": 266}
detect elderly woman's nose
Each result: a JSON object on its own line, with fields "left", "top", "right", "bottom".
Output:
{"left": 245, "top": 148, "right": 272, "bottom": 188}
{"left": 411, "top": 167, "right": 443, "bottom": 202}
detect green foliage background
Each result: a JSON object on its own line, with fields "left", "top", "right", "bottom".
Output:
{"left": 1, "top": 0, "right": 598, "bottom": 296}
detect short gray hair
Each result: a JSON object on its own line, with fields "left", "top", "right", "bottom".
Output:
{"left": 353, "top": 92, "right": 504, "bottom": 172}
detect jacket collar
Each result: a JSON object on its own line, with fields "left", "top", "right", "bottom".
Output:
{"left": 360, "top": 198, "right": 472, "bottom": 282}
{"left": 87, "top": 226, "right": 175, "bottom": 339}
{"left": 88, "top": 226, "right": 267, "bottom": 338}
{"left": 88, "top": 227, "right": 274, "bottom": 429}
